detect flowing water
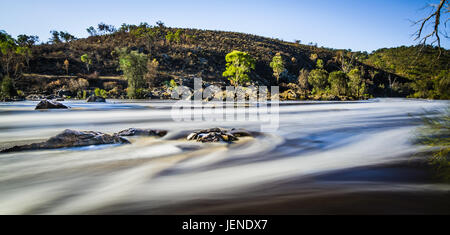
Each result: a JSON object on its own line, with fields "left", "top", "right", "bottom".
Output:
{"left": 0, "top": 98, "right": 449, "bottom": 214}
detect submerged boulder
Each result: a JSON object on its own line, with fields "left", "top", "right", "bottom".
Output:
{"left": 115, "top": 128, "right": 168, "bottom": 137}
{"left": 1, "top": 129, "right": 130, "bottom": 153}
{"left": 35, "top": 99, "right": 69, "bottom": 110}
{"left": 186, "top": 128, "right": 249, "bottom": 143}
{"left": 86, "top": 96, "right": 106, "bottom": 103}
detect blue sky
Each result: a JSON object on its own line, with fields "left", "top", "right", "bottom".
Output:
{"left": 1, "top": 0, "right": 448, "bottom": 52}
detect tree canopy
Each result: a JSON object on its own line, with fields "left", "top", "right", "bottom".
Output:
{"left": 222, "top": 50, "right": 256, "bottom": 87}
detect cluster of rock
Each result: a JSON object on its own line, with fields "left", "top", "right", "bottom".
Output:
{"left": 0, "top": 127, "right": 254, "bottom": 153}
{"left": 1, "top": 128, "right": 169, "bottom": 153}
{"left": 1, "top": 129, "right": 130, "bottom": 153}
{"left": 186, "top": 128, "right": 252, "bottom": 143}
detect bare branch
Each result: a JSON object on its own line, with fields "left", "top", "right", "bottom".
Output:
{"left": 414, "top": 0, "right": 448, "bottom": 50}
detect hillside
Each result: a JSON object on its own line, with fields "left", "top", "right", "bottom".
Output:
{"left": 1, "top": 24, "right": 448, "bottom": 100}
{"left": 360, "top": 45, "right": 449, "bottom": 99}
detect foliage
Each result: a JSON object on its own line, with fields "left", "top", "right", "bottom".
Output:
{"left": 328, "top": 71, "right": 349, "bottom": 96}
{"left": 270, "top": 53, "right": 285, "bottom": 84}
{"left": 361, "top": 45, "right": 449, "bottom": 99}
{"left": 49, "top": 30, "right": 62, "bottom": 44}
{"left": 163, "top": 79, "right": 178, "bottom": 91}
{"left": 0, "top": 31, "right": 18, "bottom": 76}
{"left": 347, "top": 68, "right": 367, "bottom": 98}
{"left": 316, "top": 59, "right": 324, "bottom": 69}
{"left": 86, "top": 27, "right": 98, "bottom": 37}
{"left": 16, "top": 35, "right": 39, "bottom": 47}
{"left": 94, "top": 88, "right": 108, "bottom": 98}
{"left": 1, "top": 76, "right": 16, "bottom": 98}
{"left": 308, "top": 65, "right": 328, "bottom": 94}
{"left": 80, "top": 54, "right": 92, "bottom": 73}
{"left": 77, "top": 90, "right": 88, "bottom": 99}
{"left": 87, "top": 23, "right": 116, "bottom": 36}
{"left": 222, "top": 50, "right": 255, "bottom": 86}
{"left": 166, "top": 29, "right": 182, "bottom": 44}
{"left": 59, "top": 31, "right": 76, "bottom": 42}
{"left": 116, "top": 48, "right": 148, "bottom": 98}
{"left": 415, "top": 108, "right": 450, "bottom": 182}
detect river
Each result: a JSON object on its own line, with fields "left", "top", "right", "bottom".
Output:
{"left": 0, "top": 98, "right": 449, "bottom": 214}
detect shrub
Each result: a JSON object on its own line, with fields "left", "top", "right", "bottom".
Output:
{"left": 77, "top": 90, "right": 87, "bottom": 99}
{"left": 67, "top": 78, "right": 89, "bottom": 93}
{"left": 416, "top": 108, "right": 450, "bottom": 182}
{"left": 94, "top": 88, "right": 108, "bottom": 98}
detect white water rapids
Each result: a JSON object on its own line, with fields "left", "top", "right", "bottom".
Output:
{"left": 0, "top": 98, "right": 448, "bottom": 214}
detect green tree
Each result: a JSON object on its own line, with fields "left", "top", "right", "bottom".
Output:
{"left": 1, "top": 76, "right": 16, "bottom": 98}
{"left": 328, "top": 71, "right": 349, "bottom": 96}
{"left": 0, "top": 31, "right": 17, "bottom": 76}
{"left": 59, "top": 31, "right": 76, "bottom": 42}
{"left": 116, "top": 48, "right": 148, "bottom": 98}
{"left": 433, "top": 70, "right": 450, "bottom": 99}
{"left": 97, "top": 23, "right": 116, "bottom": 35}
{"left": 15, "top": 46, "right": 32, "bottom": 71}
{"left": 222, "top": 50, "right": 256, "bottom": 87}
{"left": 348, "top": 68, "right": 366, "bottom": 98}
{"left": 270, "top": 53, "right": 285, "bottom": 84}
{"left": 308, "top": 60, "right": 328, "bottom": 94}
{"left": 80, "top": 54, "right": 92, "bottom": 73}
{"left": 16, "top": 35, "right": 39, "bottom": 47}
{"left": 86, "top": 26, "right": 98, "bottom": 36}
{"left": 49, "top": 30, "right": 62, "bottom": 44}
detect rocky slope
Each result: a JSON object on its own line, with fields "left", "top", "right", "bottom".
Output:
{"left": 18, "top": 26, "right": 413, "bottom": 99}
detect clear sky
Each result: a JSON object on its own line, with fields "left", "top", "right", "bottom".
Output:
{"left": 1, "top": 0, "right": 448, "bottom": 52}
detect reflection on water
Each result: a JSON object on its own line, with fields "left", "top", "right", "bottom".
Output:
{"left": 0, "top": 98, "right": 449, "bottom": 214}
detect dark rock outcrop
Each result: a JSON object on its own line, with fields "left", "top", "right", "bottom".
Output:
{"left": 186, "top": 128, "right": 247, "bottom": 143}
{"left": 86, "top": 96, "right": 106, "bottom": 102}
{"left": 115, "top": 128, "right": 168, "bottom": 137}
{"left": 1, "top": 129, "right": 130, "bottom": 153}
{"left": 35, "top": 100, "right": 69, "bottom": 110}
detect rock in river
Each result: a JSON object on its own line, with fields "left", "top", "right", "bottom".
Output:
{"left": 1, "top": 129, "right": 130, "bottom": 153}
{"left": 186, "top": 128, "right": 248, "bottom": 143}
{"left": 86, "top": 96, "right": 106, "bottom": 103}
{"left": 35, "top": 99, "right": 69, "bottom": 110}
{"left": 115, "top": 128, "right": 168, "bottom": 137}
